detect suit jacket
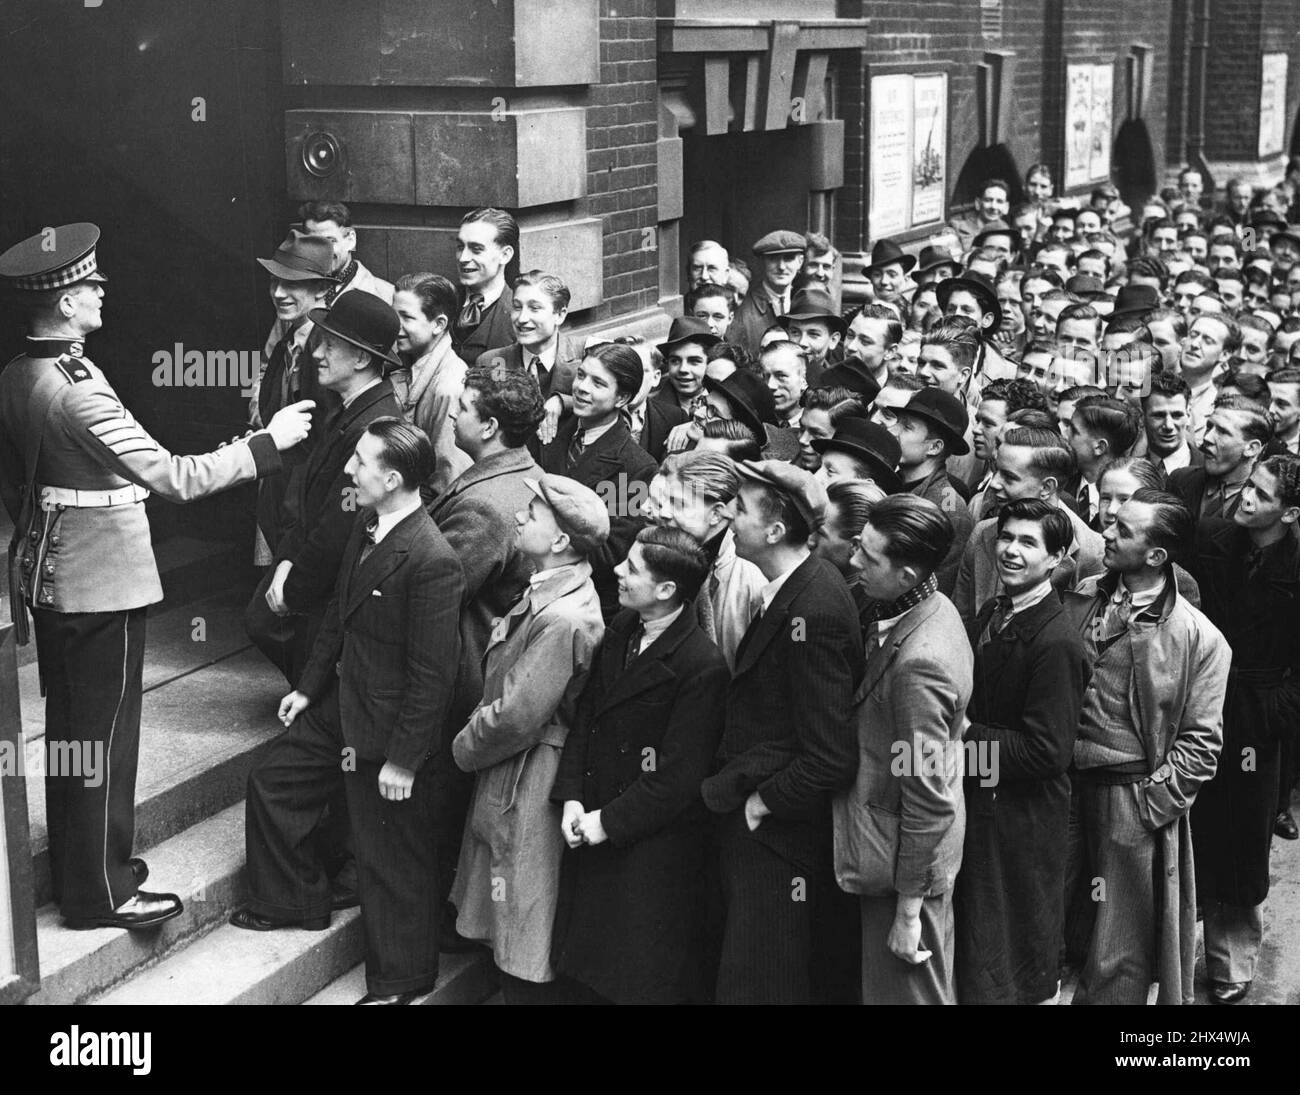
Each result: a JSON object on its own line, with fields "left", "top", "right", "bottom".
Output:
{"left": 427, "top": 445, "right": 542, "bottom": 724}
{"left": 540, "top": 416, "right": 658, "bottom": 619}
{"left": 832, "top": 593, "right": 973, "bottom": 898}
{"left": 635, "top": 396, "right": 689, "bottom": 464}
{"left": 454, "top": 283, "right": 516, "bottom": 364}
{"left": 297, "top": 507, "right": 464, "bottom": 771}
{"left": 275, "top": 379, "right": 403, "bottom": 609}
{"left": 701, "top": 553, "right": 865, "bottom": 871}
{"left": 474, "top": 340, "right": 578, "bottom": 401}
{"left": 551, "top": 607, "right": 729, "bottom": 1003}
{"left": 1167, "top": 465, "right": 1243, "bottom": 528}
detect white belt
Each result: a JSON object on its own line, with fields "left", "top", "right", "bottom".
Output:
{"left": 39, "top": 484, "right": 150, "bottom": 509}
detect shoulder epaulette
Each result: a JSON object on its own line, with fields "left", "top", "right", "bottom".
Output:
{"left": 54, "top": 355, "right": 93, "bottom": 384}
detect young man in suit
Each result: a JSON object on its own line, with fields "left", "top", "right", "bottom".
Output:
{"left": 655, "top": 316, "right": 720, "bottom": 415}
{"left": 245, "top": 290, "right": 403, "bottom": 686}
{"left": 551, "top": 526, "right": 729, "bottom": 1004}
{"left": 452, "top": 207, "right": 518, "bottom": 363}
{"left": 701, "top": 461, "right": 864, "bottom": 1004}
{"left": 451, "top": 474, "right": 608, "bottom": 1003}
{"left": 541, "top": 342, "right": 658, "bottom": 620}
{"left": 954, "top": 500, "right": 1090, "bottom": 1004}
{"left": 474, "top": 270, "right": 578, "bottom": 408}
{"left": 233, "top": 420, "right": 465, "bottom": 1006}
{"left": 833, "top": 495, "right": 972, "bottom": 1005}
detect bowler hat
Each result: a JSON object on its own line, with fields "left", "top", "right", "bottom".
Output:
{"left": 1109, "top": 283, "right": 1160, "bottom": 319}
{"left": 657, "top": 315, "right": 721, "bottom": 357}
{"left": 258, "top": 228, "right": 338, "bottom": 283}
{"left": 309, "top": 290, "right": 402, "bottom": 369}
{"left": 524, "top": 475, "right": 611, "bottom": 556}
{"left": 863, "top": 238, "right": 917, "bottom": 277}
{"left": 1250, "top": 209, "right": 1287, "bottom": 230}
{"left": 915, "top": 245, "right": 959, "bottom": 276}
{"left": 811, "top": 417, "right": 903, "bottom": 494}
{"left": 935, "top": 270, "right": 1003, "bottom": 334}
{"left": 815, "top": 355, "right": 881, "bottom": 405}
{"left": 778, "top": 285, "right": 846, "bottom": 336}
{"left": 704, "top": 370, "right": 777, "bottom": 439}
{"left": 898, "top": 388, "right": 971, "bottom": 456}
{"left": 734, "top": 460, "right": 828, "bottom": 531}
{"left": 752, "top": 230, "right": 807, "bottom": 256}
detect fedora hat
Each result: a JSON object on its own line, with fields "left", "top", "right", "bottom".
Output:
{"left": 811, "top": 417, "right": 903, "bottom": 493}
{"left": 704, "top": 370, "right": 776, "bottom": 439}
{"left": 863, "top": 238, "right": 917, "bottom": 277}
{"left": 973, "top": 220, "right": 1022, "bottom": 253}
{"left": 815, "top": 355, "right": 881, "bottom": 405}
{"left": 934, "top": 270, "right": 1003, "bottom": 334}
{"left": 1109, "top": 283, "right": 1160, "bottom": 319}
{"left": 257, "top": 228, "right": 338, "bottom": 282}
{"left": 309, "top": 290, "right": 402, "bottom": 369}
{"left": 778, "top": 284, "right": 846, "bottom": 336}
{"left": 657, "top": 315, "right": 721, "bottom": 356}
{"left": 898, "top": 388, "right": 971, "bottom": 456}
{"left": 915, "top": 245, "right": 959, "bottom": 276}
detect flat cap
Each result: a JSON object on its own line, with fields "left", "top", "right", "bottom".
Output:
{"left": 752, "top": 230, "right": 807, "bottom": 256}
{"left": 0, "top": 222, "right": 108, "bottom": 291}
{"left": 735, "top": 459, "right": 828, "bottom": 531}
{"left": 524, "top": 475, "right": 611, "bottom": 556}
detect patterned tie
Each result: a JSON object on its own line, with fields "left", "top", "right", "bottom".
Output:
{"left": 456, "top": 293, "right": 485, "bottom": 340}
{"left": 989, "top": 593, "right": 1015, "bottom": 636}
{"left": 567, "top": 429, "right": 586, "bottom": 470}
{"left": 355, "top": 516, "right": 379, "bottom": 570}
{"left": 530, "top": 355, "right": 550, "bottom": 393}
{"left": 624, "top": 622, "right": 645, "bottom": 670}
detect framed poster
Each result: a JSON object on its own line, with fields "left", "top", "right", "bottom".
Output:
{"left": 1259, "top": 53, "right": 1288, "bottom": 159}
{"left": 1065, "top": 61, "right": 1115, "bottom": 190}
{"left": 0, "top": 623, "right": 40, "bottom": 1005}
{"left": 869, "top": 70, "right": 948, "bottom": 240}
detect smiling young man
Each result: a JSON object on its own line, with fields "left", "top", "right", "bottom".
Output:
{"left": 953, "top": 178, "right": 1012, "bottom": 251}
{"left": 842, "top": 303, "right": 903, "bottom": 389}
{"left": 655, "top": 315, "right": 721, "bottom": 414}
{"left": 452, "top": 207, "right": 519, "bottom": 362}
{"left": 778, "top": 285, "right": 845, "bottom": 385}
{"left": 955, "top": 499, "right": 1089, "bottom": 1005}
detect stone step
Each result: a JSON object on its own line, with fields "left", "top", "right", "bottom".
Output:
{"left": 302, "top": 951, "right": 497, "bottom": 1006}
{"left": 92, "top": 909, "right": 365, "bottom": 1006}
{"left": 27, "top": 646, "right": 287, "bottom": 907}
{"left": 25, "top": 802, "right": 247, "bottom": 1006}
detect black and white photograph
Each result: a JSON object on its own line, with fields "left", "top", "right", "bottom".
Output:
{"left": 0, "top": 0, "right": 1298, "bottom": 1069}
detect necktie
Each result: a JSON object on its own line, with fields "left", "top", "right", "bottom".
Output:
{"left": 530, "top": 355, "right": 550, "bottom": 393}
{"left": 624, "top": 622, "right": 645, "bottom": 670}
{"left": 567, "top": 430, "right": 585, "bottom": 470}
{"left": 989, "top": 593, "right": 1014, "bottom": 636}
{"left": 355, "top": 517, "right": 379, "bottom": 570}
{"left": 456, "top": 293, "right": 484, "bottom": 340}
{"left": 1077, "top": 482, "right": 1091, "bottom": 521}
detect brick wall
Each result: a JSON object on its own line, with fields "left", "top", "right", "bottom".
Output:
{"left": 1204, "top": 0, "right": 1264, "bottom": 160}
{"left": 583, "top": 0, "right": 660, "bottom": 323}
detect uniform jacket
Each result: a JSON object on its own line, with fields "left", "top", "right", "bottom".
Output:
{"left": 389, "top": 335, "right": 472, "bottom": 496}
{"left": 692, "top": 527, "right": 764, "bottom": 672}
{"left": 0, "top": 338, "right": 280, "bottom": 615}
{"left": 903, "top": 467, "right": 975, "bottom": 595}
{"left": 952, "top": 505, "right": 1104, "bottom": 623}
{"left": 551, "top": 607, "right": 729, "bottom": 1004}
{"left": 427, "top": 445, "right": 542, "bottom": 725}
{"left": 274, "top": 379, "right": 402, "bottom": 610}
{"left": 454, "top": 283, "right": 515, "bottom": 365}
{"left": 1061, "top": 569, "right": 1230, "bottom": 1004}
{"left": 955, "top": 593, "right": 1090, "bottom": 1004}
{"left": 451, "top": 561, "right": 605, "bottom": 982}
{"left": 297, "top": 506, "right": 464, "bottom": 771}
{"left": 701, "top": 553, "right": 864, "bottom": 871}
{"left": 832, "top": 593, "right": 974, "bottom": 898}
{"left": 540, "top": 416, "right": 658, "bottom": 620}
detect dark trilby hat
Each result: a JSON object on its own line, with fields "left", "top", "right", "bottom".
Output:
{"left": 815, "top": 355, "right": 881, "bottom": 405}
{"left": 915, "top": 245, "right": 959, "bottom": 275}
{"left": 935, "top": 270, "right": 1003, "bottom": 334}
{"left": 898, "top": 387, "right": 971, "bottom": 456}
{"left": 863, "top": 238, "right": 917, "bottom": 277}
{"left": 812, "top": 417, "right": 903, "bottom": 494}
{"left": 705, "top": 369, "right": 776, "bottom": 439}
{"left": 1109, "top": 283, "right": 1160, "bottom": 318}
{"left": 657, "top": 315, "right": 721, "bottom": 356}
{"left": 258, "top": 228, "right": 338, "bottom": 282}
{"left": 309, "top": 290, "right": 402, "bottom": 369}
{"left": 973, "top": 220, "right": 1022, "bottom": 252}
{"left": 778, "top": 284, "right": 846, "bottom": 336}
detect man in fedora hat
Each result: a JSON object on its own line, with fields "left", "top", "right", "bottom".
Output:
{"left": 778, "top": 284, "right": 845, "bottom": 386}
{"left": 863, "top": 239, "right": 917, "bottom": 310}
{"left": 655, "top": 316, "right": 721, "bottom": 414}
{"left": 972, "top": 221, "right": 1021, "bottom": 265}
{"left": 246, "top": 290, "right": 404, "bottom": 687}
{"left": 0, "top": 222, "right": 314, "bottom": 930}
{"left": 889, "top": 389, "right": 977, "bottom": 593}
{"left": 730, "top": 230, "right": 807, "bottom": 357}
{"left": 914, "top": 244, "right": 960, "bottom": 288}
{"left": 812, "top": 417, "right": 903, "bottom": 493}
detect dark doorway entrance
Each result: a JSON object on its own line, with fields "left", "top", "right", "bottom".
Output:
{"left": 1113, "top": 119, "right": 1158, "bottom": 211}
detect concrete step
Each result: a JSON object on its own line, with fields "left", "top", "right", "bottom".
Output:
{"left": 92, "top": 908, "right": 365, "bottom": 1005}
{"left": 25, "top": 802, "right": 247, "bottom": 1005}
{"left": 27, "top": 646, "right": 287, "bottom": 906}
{"left": 303, "top": 951, "right": 497, "bottom": 1006}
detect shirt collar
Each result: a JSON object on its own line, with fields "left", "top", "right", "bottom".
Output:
{"left": 341, "top": 376, "right": 382, "bottom": 409}
{"left": 372, "top": 497, "right": 423, "bottom": 544}
{"left": 580, "top": 417, "right": 619, "bottom": 445}
{"left": 1010, "top": 578, "right": 1054, "bottom": 615}
{"left": 1160, "top": 442, "right": 1192, "bottom": 473}
{"left": 1117, "top": 574, "right": 1167, "bottom": 612}
{"left": 636, "top": 606, "right": 684, "bottom": 653}
{"left": 759, "top": 555, "right": 806, "bottom": 615}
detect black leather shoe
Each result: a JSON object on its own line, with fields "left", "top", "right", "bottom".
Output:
{"left": 356, "top": 990, "right": 420, "bottom": 1005}
{"left": 1275, "top": 810, "right": 1299, "bottom": 840}
{"left": 65, "top": 891, "right": 183, "bottom": 931}
{"left": 229, "top": 907, "right": 330, "bottom": 932}
{"left": 129, "top": 857, "right": 149, "bottom": 886}
{"left": 1210, "top": 980, "right": 1250, "bottom": 1005}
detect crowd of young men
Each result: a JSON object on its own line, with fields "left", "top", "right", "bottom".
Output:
{"left": 4, "top": 171, "right": 1299, "bottom": 1005}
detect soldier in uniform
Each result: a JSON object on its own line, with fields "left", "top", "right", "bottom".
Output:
{"left": 0, "top": 223, "right": 314, "bottom": 930}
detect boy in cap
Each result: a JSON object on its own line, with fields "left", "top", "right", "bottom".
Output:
{"left": 730, "top": 230, "right": 807, "bottom": 358}
{"left": 702, "top": 460, "right": 865, "bottom": 1004}
{"left": 451, "top": 473, "right": 608, "bottom": 1003}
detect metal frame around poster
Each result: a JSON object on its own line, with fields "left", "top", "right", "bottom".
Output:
{"left": 0, "top": 622, "right": 40, "bottom": 1004}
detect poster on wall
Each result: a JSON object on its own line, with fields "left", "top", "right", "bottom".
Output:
{"left": 869, "top": 71, "right": 947, "bottom": 240}
{"left": 1066, "top": 61, "right": 1115, "bottom": 190}
{"left": 1260, "top": 53, "right": 1288, "bottom": 159}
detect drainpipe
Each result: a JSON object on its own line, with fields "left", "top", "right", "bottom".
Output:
{"left": 1186, "top": 0, "right": 1213, "bottom": 192}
